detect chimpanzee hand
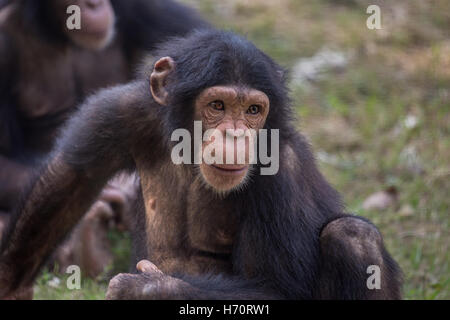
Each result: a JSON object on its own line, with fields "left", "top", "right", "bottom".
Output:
{"left": 99, "top": 173, "right": 138, "bottom": 231}
{"left": 106, "top": 260, "right": 194, "bottom": 300}
{"left": 97, "top": 184, "right": 129, "bottom": 229}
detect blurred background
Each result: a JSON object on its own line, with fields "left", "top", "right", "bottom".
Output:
{"left": 34, "top": 0, "right": 449, "bottom": 299}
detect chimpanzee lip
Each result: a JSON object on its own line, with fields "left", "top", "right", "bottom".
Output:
{"left": 211, "top": 164, "right": 248, "bottom": 173}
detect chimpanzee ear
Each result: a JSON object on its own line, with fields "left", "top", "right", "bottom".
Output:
{"left": 150, "top": 57, "right": 175, "bottom": 106}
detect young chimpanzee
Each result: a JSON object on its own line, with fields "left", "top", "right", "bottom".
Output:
{"left": 0, "top": 30, "right": 402, "bottom": 300}
{"left": 0, "top": 0, "right": 208, "bottom": 280}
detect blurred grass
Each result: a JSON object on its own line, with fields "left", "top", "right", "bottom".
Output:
{"left": 35, "top": 0, "right": 449, "bottom": 299}
{"left": 34, "top": 230, "right": 131, "bottom": 300}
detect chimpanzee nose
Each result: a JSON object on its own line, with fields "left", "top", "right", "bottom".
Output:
{"left": 226, "top": 128, "right": 245, "bottom": 138}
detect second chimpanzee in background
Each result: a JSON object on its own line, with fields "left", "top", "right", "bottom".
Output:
{"left": 0, "top": 0, "right": 209, "bottom": 280}
{"left": 0, "top": 30, "right": 402, "bottom": 300}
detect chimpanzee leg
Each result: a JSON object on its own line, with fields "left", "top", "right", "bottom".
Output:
{"left": 316, "top": 216, "right": 402, "bottom": 299}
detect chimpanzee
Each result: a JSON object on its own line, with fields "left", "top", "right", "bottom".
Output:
{"left": 0, "top": 0, "right": 208, "bottom": 279}
{"left": 0, "top": 30, "right": 402, "bottom": 300}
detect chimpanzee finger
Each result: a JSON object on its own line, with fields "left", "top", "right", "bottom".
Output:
{"left": 136, "top": 260, "right": 163, "bottom": 275}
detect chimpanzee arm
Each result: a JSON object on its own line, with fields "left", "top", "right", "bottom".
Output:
{"left": 316, "top": 216, "right": 403, "bottom": 299}
{"left": 175, "top": 275, "right": 280, "bottom": 299}
{"left": 106, "top": 260, "right": 282, "bottom": 300}
{"left": 0, "top": 81, "right": 151, "bottom": 297}
{"left": 0, "top": 158, "right": 33, "bottom": 211}
{"left": 0, "top": 31, "right": 30, "bottom": 212}
{"left": 109, "top": 275, "right": 281, "bottom": 300}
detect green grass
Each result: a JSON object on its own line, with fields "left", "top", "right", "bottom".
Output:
{"left": 35, "top": 0, "right": 449, "bottom": 299}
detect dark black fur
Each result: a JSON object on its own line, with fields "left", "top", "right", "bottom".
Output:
{"left": 0, "top": 0, "right": 209, "bottom": 213}
{"left": 16, "top": 0, "right": 210, "bottom": 47}
{"left": 0, "top": 30, "right": 402, "bottom": 299}
{"left": 112, "top": 0, "right": 210, "bottom": 52}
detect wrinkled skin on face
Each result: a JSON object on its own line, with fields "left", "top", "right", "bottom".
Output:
{"left": 54, "top": 0, "right": 116, "bottom": 50}
{"left": 150, "top": 57, "right": 270, "bottom": 193}
{"left": 195, "top": 86, "right": 270, "bottom": 192}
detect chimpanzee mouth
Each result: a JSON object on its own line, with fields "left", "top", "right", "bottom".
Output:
{"left": 210, "top": 164, "right": 248, "bottom": 175}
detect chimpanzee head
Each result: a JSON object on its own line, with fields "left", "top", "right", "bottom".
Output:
{"left": 149, "top": 30, "right": 293, "bottom": 193}
{"left": 23, "top": 0, "right": 116, "bottom": 50}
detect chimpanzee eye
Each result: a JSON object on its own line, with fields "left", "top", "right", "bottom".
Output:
{"left": 209, "top": 100, "right": 225, "bottom": 111}
{"left": 247, "top": 105, "right": 261, "bottom": 115}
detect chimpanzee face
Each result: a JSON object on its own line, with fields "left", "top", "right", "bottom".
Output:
{"left": 150, "top": 57, "right": 270, "bottom": 193}
{"left": 194, "top": 85, "right": 269, "bottom": 192}
{"left": 55, "top": 0, "right": 116, "bottom": 50}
